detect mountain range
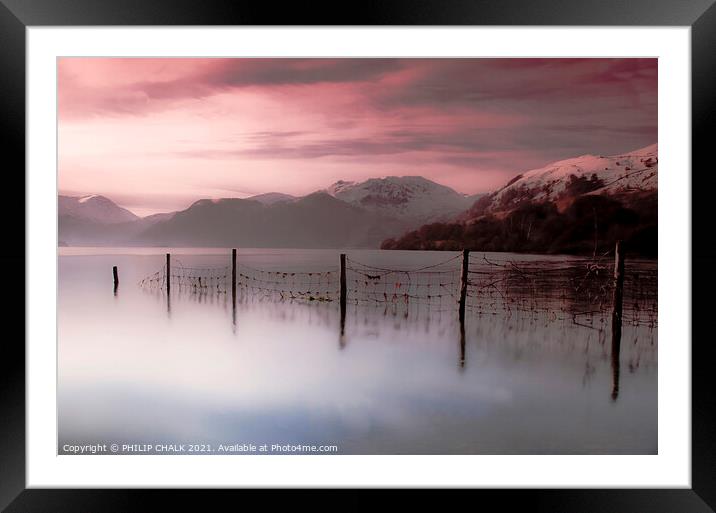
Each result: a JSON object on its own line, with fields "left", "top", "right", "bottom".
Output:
{"left": 58, "top": 177, "right": 475, "bottom": 247}
{"left": 59, "top": 144, "right": 657, "bottom": 253}
{"left": 382, "top": 144, "right": 658, "bottom": 256}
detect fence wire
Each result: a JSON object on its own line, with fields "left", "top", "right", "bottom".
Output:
{"left": 235, "top": 263, "right": 338, "bottom": 302}
{"left": 139, "top": 261, "right": 231, "bottom": 294}
{"left": 137, "top": 252, "right": 657, "bottom": 327}
{"left": 465, "top": 253, "right": 657, "bottom": 328}
{"left": 345, "top": 255, "right": 462, "bottom": 310}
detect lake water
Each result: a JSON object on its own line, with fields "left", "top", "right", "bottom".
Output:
{"left": 58, "top": 248, "right": 657, "bottom": 454}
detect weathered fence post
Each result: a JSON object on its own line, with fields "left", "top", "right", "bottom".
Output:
{"left": 112, "top": 265, "right": 119, "bottom": 294}
{"left": 166, "top": 253, "right": 171, "bottom": 295}
{"left": 340, "top": 254, "right": 347, "bottom": 336}
{"left": 231, "top": 248, "right": 237, "bottom": 301}
{"left": 231, "top": 248, "right": 237, "bottom": 330}
{"left": 610, "top": 240, "right": 625, "bottom": 401}
{"left": 458, "top": 249, "right": 470, "bottom": 323}
{"left": 611, "top": 241, "right": 625, "bottom": 333}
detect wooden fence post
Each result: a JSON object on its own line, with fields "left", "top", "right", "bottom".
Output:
{"left": 232, "top": 248, "right": 237, "bottom": 301}
{"left": 458, "top": 249, "right": 470, "bottom": 323}
{"left": 610, "top": 240, "right": 625, "bottom": 401}
{"left": 611, "top": 241, "right": 625, "bottom": 332}
{"left": 112, "top": 266, "right": 119, "bottom": 289}
{"left": 231, "top": 248, "right": 237, "bottom": 330}
{"left": 340, "top": 254, "right": 347, "bottom": 335}
{"left": 166, "top": 253, "right": 171, "bottom": 295}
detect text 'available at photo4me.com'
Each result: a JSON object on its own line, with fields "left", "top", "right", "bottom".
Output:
{"left": 61, "top": 442, "right": 340, "bottom": 455}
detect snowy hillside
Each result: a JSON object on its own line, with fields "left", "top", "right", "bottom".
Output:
{"left": 383, "top": 144, "right": 658, "bottom": 256}
{"left": 326, "top": 176, "right": 475, "bottom": 226}
{"left": 470, "top": 144, "right": 657, "bottom": 216}
{"left": 58, "top": 195, "right": 139, "bottom": 224}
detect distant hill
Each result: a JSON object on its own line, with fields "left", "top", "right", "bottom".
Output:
{"left": 58, "top": 195, "right": 174, "bottom": 246}
{"left": 59, "top": 194, "right": 139, "bottom": 224}
{"left": 382, "top": 144, "right": 658, "bottom": 257}
{"left": 58, "top": 211, "right": 175, "bottom": 246}
{"left": 137, "top": 192, "right": 410, "bottom": 248}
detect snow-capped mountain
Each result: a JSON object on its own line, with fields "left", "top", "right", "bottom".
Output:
{"left": 384, "top": 144, "right": 658, "bottom": 256}
{"left": 468, "top": 144, "right": 657, "bottom": 217}
{"left": 326, "top": 176, "right": 475, "bottom": 226}
{"left": 58, "top": 194, "right": 139, "bottom": 224}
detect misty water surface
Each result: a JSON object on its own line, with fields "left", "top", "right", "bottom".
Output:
{"left": 58, "top": 248, "right": 657, "bottom": 454}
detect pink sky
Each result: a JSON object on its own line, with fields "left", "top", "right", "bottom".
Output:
{"left": 58, "top": 58, "right": 657, "bottom": 216}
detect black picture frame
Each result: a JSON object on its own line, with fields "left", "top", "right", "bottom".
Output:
{"left": 1, "top": 0, "right": 713, "bottom": 509}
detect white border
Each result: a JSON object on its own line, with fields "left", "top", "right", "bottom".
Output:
{"left": 27, "top": 27, "right": 691, "bottom": 488}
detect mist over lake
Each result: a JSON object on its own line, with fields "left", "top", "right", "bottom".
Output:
{"left": 58, "top": 248, "right": 657, "bottom": 455}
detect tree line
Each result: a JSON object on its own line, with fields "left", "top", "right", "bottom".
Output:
{"left": 381, "top": 192, "right": 657, "bottom": 257}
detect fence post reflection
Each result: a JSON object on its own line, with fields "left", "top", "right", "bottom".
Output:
{"left": 232, "top": 293, "right": 237, "bottom": 334}
{"left": 610, "top": 241, "right": 625, "bottom": 401}
{"left": 459, "top": 314, "right": 466, "bottom": 370}
{"left": 611, "top": 333, "right": 620, "bottom": 401}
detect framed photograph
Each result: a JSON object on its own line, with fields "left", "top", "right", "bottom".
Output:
{"left": 2, "top": 0, "right": 714, "bottom": 509}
